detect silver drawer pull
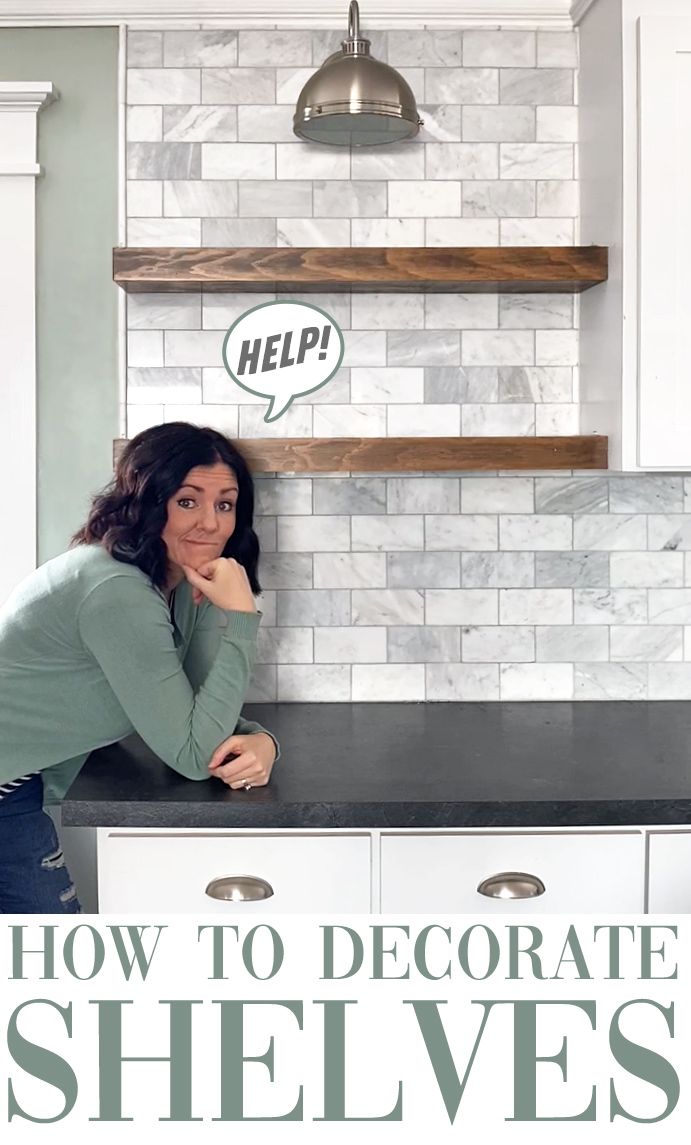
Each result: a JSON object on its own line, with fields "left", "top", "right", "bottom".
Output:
{"left": 205, "top": 875, "right": 274, "bottom": 902}
{"left": 477, "top": 871, "right": 546, "bottom": 900}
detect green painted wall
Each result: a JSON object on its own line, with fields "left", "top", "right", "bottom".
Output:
{"left": 0, "top": 28, "right": 119, "bottom": 562}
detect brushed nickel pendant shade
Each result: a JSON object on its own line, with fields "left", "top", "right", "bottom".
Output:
{"left": 293, "top": 1, "right": 422, "bottom": 147}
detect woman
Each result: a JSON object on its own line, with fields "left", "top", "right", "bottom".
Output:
{"left": 0, "top": 422, "right": 280, "bottom": 914}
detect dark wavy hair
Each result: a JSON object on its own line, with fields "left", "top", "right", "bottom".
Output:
{"left": 70, "top": 422, "right": 261, "bottom": 594}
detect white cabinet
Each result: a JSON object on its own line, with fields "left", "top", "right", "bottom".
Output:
{"left": 647, "top": 831, "right": 691, "bottom": 912}
{"left": 97, "top": 830, "right": 372, "bottom": 913}
{"left": 380, "top": 831, "right": 644, "bottom": 914}
{"left": 579, "top": 0, "right": 691, "bottom": 470}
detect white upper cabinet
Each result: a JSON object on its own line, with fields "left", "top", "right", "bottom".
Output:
{"left": 579, "top": 0, "right": 691, "bottom": 470}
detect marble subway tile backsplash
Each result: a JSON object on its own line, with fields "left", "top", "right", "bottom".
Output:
{"left": 125, "top": 26, "right": 691, "bottom": 700}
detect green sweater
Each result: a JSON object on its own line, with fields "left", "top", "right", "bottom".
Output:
{"left": 0, "top": 543, "right": 279, "bottom": 805}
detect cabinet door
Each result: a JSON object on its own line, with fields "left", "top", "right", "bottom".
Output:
{"left": 638, "top": 17, "right": 691, "bottom": 467}
{"left": 381, "top": 831, "right": 644, "bottom": 913}
{"left": 98, "top": 831, "right": 371, "bottom": 913}
{"left": 647, "top": 832, "right": 691, "bottom": 912}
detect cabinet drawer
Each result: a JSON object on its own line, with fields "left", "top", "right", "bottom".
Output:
{"left": 98, "top": 831, "right": 371, "bottom": 913}
{"left": 381, "top": 832, "right": 644, "bottom": 913}
{"left": 647, "top": 832, "right": 691, "bottom": 913}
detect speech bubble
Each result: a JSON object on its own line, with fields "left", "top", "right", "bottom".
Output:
{"left": 221, "top": 299, "right": 345, "bottom": 422}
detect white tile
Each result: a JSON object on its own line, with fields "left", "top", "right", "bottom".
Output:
{"left": 127, "top": 31, "right": 162, "bottom": 68}
{"left": 426, "top": 142, "right": 498, "bottom": 180}
{"left": 276, "top": 68, "right": 316, "bottom": 104}
{"left": 255, "top": 478, "right": 312, "bottom": 516}
{"left": 537, "top": 180, "right": 578, "bottom": 217}
{"left": 164, "top": 180, "right": 237, "bottom": 216}
{"left": 341, "top": 332, "right": 387, "bottom": 367}
{"left": 425, "top": 294, "right": 498, "bottom": 330}
{"left": 277, "top": 516, "right": 350, "bottom": 552}
{"left": 535, "top": 330, "right": 578, "bottom": 366}
{"left": 462, "top": 477, "right": 534, "bottom": 514}
{"left": 573, "top": 515, "right": 646, "bottom": 551}
{"left": 202, "top": 142, "right": 275, "bottom": 179}
{"left": 352, "top": 588, "right": 425, "bottom": 625}
{"left": 500, "top": 143, "right": 573, "bottom": 179}
{"left": 352, "top": 515, "right": 424, "bottom": 551}
{"left": 127, "top": 181, "right": 162, "bottom": 216}
{"left": 575, "top": 663, "right": 647, "bottom": 700}
{"left": 388, "top": 405, "right": 461, "bottom": 435}
{"left": 463, "top": 625, "right": 534, "bottom": 662}
{"left": 351, "top": 367, "right": 424, "bottom": 404}
{"left": 128, "top": 331, "right": 163, "bottom": 368}
{"left": 574, "top": 589, "right": 647, "bottom": 625}
{"left": 536, "top": 106, "right": 578, "bottom": 142}
{"left": 535, "top": 404, "right": 580, "bottom": 434}
{"left": 164, "top": 30, "right": 237, "bottom": 68}
{"left": 353, "top": 664, "right": 425, "bottom": 701}
{"left": 610, "top": 552, "right": 684, "bottom": 588}
{"left": 389, "top": 30, "right": 462, "bottom": 66}
{"left": 164, "top": 329, "right": 224, "bottom": 368}
{"left": 388, "top": 477, "right": 460, "bottom": 514}
{"left": 501, "top": 662, "right": 573, "bottom": 699}
{"left": 128, "top": 217, "right": 201, "bottom": 245}
{"left": 256, "top": 627, "right": 312, "bottom": 664}
{"left": 164, "top": 105, "right": 237, "bottom": 143}
{"left": 126, "top": 405, "right": 164, "bottom": 436}
{"left": 352, "top": 218, "right": 425, "bottom": 246}
{"left": 500, "top": 218, "right": 574, "bottom": 245}
{"left": 388, "top": 180, "right": 461, "bottom": 217}
{"left": 649, "top": 664, "right": 691, "bottom": 700}
{"left": 202, "top": 68, "right": 275, "bottom": 105}
{"left": 239, "top": 30, "right": 312, "bottom": 67}
{"left": 500, "top": 587, "right": 572, "bottom": 623}
{"left": 128, "top": 68, "right": 200, "bottom": 105}
{"left": 352, "top": 294, "right": 424, "bottom": 330}
{"left": 462, "top": 105, "right": 535, "bottom": 142}
{"left": 315, "top": 627, "right": 386, "bottom": 663}
{"left": 463, "top": 331, "right": 534, "bottom": 367}
{"left": 426, "top": 218, "right": 499, "bottom": 245}
{"left": 462, "top": 404, "right": 535, "bottom": 435}
{"left": 313, "top": 405, "right": 386, "bottom": 436}
{"left": 536, "top": 625, "right": 609, "bottom": 661}
{"left": 277, "top": 665, "right": 350, "bottom": 701}
{"left": 426, "top": 514, "right": 498, "bottom": 551}
{"left": 277, "top": 143, "right": 349, "bottom": 180}
{"left": 162, "top": 404, "right": 238, "bottom": 435}
{"left": 537, "top": 31, "right": 577, "bottom": 68}
{"left": 426, "top": 588, "right": 497, "bottom": 624}
{"left": 314, "top": 553, "right": 386, "bottom": 588}
{"left": 649, "top": 590, "right": 691, "bottom": 625}
{"left": 127, "top": 105, "right": 162, "bottom": 142}
{"left": 463, "top": 30, "right": 535, "bottom": 67}
{"left": 351, "top": 145, "right": 425, "bottom": 180}
{"left": 240, "top": 404, "right": 312, "bottom": 437}
{"left": 277, "top": 218, "right": 350, "bottom": 246}
{"left": 425, "top": 67, "right": 498, "bottom": 105}
{"left": 426, "top": 662, "right": 499, "bottom": 700}
{"left": 612, "top": 626, "right": 683, "bottom": 662}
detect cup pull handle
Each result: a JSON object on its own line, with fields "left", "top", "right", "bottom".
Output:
{"left": 477, "top": 871, "right": 546, "bottom": 900}
{"left": 205, "top": 875, "right": 274, "bottom": 902}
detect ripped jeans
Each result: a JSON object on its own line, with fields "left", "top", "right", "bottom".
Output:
{"left": 0, "top": 774, "right": 82, "bottom": 913}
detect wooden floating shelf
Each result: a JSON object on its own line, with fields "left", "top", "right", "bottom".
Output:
{"left": 113, "top": 246, "right": 608, "bottom": 294}
{"left": 113, "top": 436, "right": 608, "bottom": 473}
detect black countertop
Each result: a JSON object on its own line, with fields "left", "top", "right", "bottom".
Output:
{"left": 61, "top": 701, "right": 691, "bottom": 829}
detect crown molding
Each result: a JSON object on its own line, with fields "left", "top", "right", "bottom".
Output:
{"left": 570, "top": 0, "right": 599, "bottom": 23}
{"left": 0, "top": 0, "right": 575, "bottom": 29}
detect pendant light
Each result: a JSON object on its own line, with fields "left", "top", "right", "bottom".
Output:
{"left": 293, "top": 0, "right": 422, "bottom": 147}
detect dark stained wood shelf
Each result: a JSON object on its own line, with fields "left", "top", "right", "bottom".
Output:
{"left": 113, "top": 246, "right": 608, "bottom": 293}
{"left": 113, "top": 436, "right": 608, "bottom": 472}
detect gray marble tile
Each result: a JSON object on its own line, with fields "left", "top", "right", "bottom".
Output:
{"left": 314, "top": 180, "right": 387, "bottom": 217}
{"left": 537, "top": 179, "right": 578, "bottom": 217}
{"left": 277, "top": 589, "right": 350, "bottom": 626}
{"left": 649, "top": 589, "right": 691, "bottom": 625}
{"left": 127, "top": 293, "right": 201, "bottom": 330}
{"left": 202, "top": 68, "right": 275, "bottom": 105}
{"left": 127, "top": 142, "right": 200, "bottom": 180}
{"left": 127, "top": 32, "right": 163, "bottom": 68}
{"left": 313, "top": 478, "right": 386, "bottom": 515}
{"left": 609, "top": 476, "right": 684, "bottom": 514}
{"left": 537, "top": 31, "right": 578, "bottom": 68}
{"left": 574, "top": 589, "right": 647, "bottom": 625}
{"left": 463, "top": 331, "right": 534, "bottom": 366}
{"left": 258, "top": 553, "right": 313, "bottom": 590}
{"left": 276, "top": 67, "right": 316, "bottom": 104}
{"left": 648, "top": 664, "right": 691, "bottom": 699}
{"left": 164, "top": 180, "right": 237, "bottom": 216}
{"left": 351, "top": 145, "right": 425, "bottom": 180}
{"left": 574, "top": 663, "right": 647, "bottom": 700}
{"left": 388, "top": 625, "right": 461, "bottom": 662}
{"left": 237, "top": 104, "right": 298, "bottom": 143}
{"left": 128, "top": 218, "right": 201, "bottom": 245}
{"left": 202, "top": 218, "right": 276, "bottom": 246}
{"left": 535, "top": 552, "right": 609, "bottom": 588}
{"left": 164, "top": 31, "right": 237, "bottom": 68}
{"left": 164, "top": 105, "right": 237, "bottom": 142}
{"left": 238, "top": 180, "right": 311, "bottom": 217}
{"left": 425, "top": 67, "right": 498, "bottom": 105}
{"left": 128, "top": 367, "right": 201, "bottom": 404}
{"left": 277, "top": 218, "right": 351, "bottom": 247}
{"left": 462, "top": 404, "right": 535, "bottom": 435}
{"left": 245, "top": 663, "right": 277, "bottom": 702}
{"left": 387, "top": 330, "right": 460, "bottom": 366}
{"left": 425, "top": 293, "right": 498, "bottom": 330}
{"left": 426, "top": 662, "right": 499, "bottom": 700}
{"left": 353, "top": 294, "right": 424, "bottom": 330}
{"left": 314, "top": 404, "right": 386, "bottom": 436}
{"left": 127, "top": 181, "right": 161, "bottom": 218}
{"left": 425, "top": 366, "right": 498, "bottom": 403}
{"left": 500, "top": 68, "right": 574, "bottom": 105}
{"left": 388, "top": 30, "right": 462, "bottom": 65}
{"left": 352, "top": 218, "right": 425, "bottom": 246}
{"left": 611, "top": 626, "right": 683, "bottom": 662}
{"left": 277, "top": 516, "right": 350, "bottom": 552}
{"left": 462, "top": 551, "right": 534, "bottom": 588}
{"left": 463, "top": 30, "right": 536, "bottom": 67}
{"left": 535, "top": 477, "right": 608, "bottom": 514}
{"left": 499, "top": 366, "right": 572, "bottom": 403}
{"left": 387, "top": 552, "right": 460, "bottom": 588}
{"left": 255, "top": 478, "right": 312, "bottom": 516}
{"left": 353, "top": 588, "right": 425, "bottom": 625}
{"left": 387, "top": 477, "right": 459, "bottom": 514}
{"left": 462, "top": 624, "right": 534, "bottom": 661}
{"left": 648, "top": 515, "right": 691, "bottom": 551}
{"left": 536, "top": 625, "right": 608, "bottom": 661}
{"left": 462, "top": 179, "right": 535, "bottom": 218}
{"left": 128, "top": 106, "right": 163, "bottom": 142}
